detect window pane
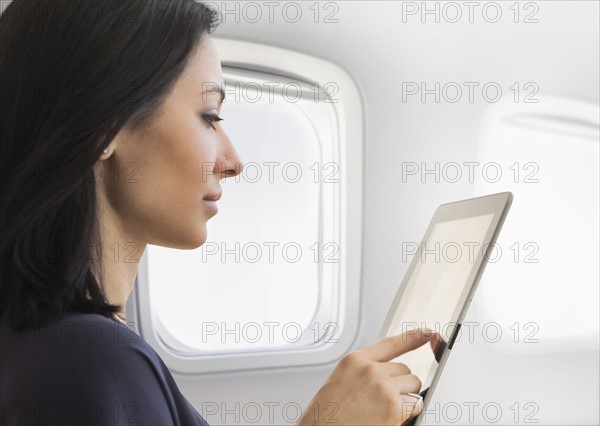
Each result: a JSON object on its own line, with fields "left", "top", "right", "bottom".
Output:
{"left": 475, "top": 98, "right": 599, "bottom": 355}
{"left": 147, "top": 74, "right": 340, "bottom": 353}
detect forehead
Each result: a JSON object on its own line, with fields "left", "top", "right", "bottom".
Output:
{"left": 180, "top": 37, "right": 224, "bottom": 91}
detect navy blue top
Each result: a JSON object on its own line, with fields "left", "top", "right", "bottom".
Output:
{"left": 0, "top": 312, "right": 209, "bottom": 425}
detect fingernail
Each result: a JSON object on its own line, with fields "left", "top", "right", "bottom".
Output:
{"left": 407, "top": 392, "right": 424, "bottom": 414}
{"left": 422, "top": 328, "right": 434, "bottom": 336}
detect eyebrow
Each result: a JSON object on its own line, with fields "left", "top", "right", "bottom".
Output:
{"left": 201, "top": 85, "right": 226, "bottom": 106}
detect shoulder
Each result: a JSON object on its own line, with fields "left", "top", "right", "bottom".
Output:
{"left": 49, "top": 312, "right": 147, "bottom": 350}
{"left": 1, "top": 313, "right": 179, "bottom": 425}
{"left": 46, "top": 313, "right": 164, "bottom": 374}
{"left": 2, "top": 311, "right": 161, "bottom": 376}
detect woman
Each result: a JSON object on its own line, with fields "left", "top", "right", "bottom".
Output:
{"left": 0, "top": 1, "right": 433, "bottom": 424}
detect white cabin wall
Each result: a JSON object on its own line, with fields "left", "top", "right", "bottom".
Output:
{"left": 0, "top": 0, "right": 597, "bottom": 424}
{"left": 176, "top": 2, "right": 599, "bottom": 425}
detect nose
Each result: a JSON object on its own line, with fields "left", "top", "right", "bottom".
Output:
{"left": 216, "top": 136, "right": 244, "bottom": 179}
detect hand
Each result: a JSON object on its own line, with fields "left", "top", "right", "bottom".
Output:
{"left": 429, "top": 331, "right": 446, "bottom": 363}
{"left": 297, "top": 328, "right": 434, "bottom": 426}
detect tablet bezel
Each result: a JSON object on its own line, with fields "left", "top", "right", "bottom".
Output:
{"left": 378, "top": 191, "right": 513, "bottom": 425}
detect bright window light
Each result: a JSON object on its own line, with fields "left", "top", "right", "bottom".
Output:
{"left": 474, "top": 96, "right": 599, "bottom": 355}
{"left": 146, "top": 68, "right": 340, "bottom": 353}
{"left": 130, "top": 38, "right": 363, "bottom": 374}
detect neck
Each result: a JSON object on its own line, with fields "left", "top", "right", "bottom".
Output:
{"left": 93, "top": 192, "right": 147, "bottom": 320}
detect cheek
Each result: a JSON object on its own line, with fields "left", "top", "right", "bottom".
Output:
{"left": 183, "top": 133, "right": 217, "bottom": 186}
{"left": 172, "top": 134, "right": 217, "bottom": 202}
{"left": 149, "top": 112, "right": 215, "bottom": 182}
{"left": 155, "top": 125, "right": 216, "bottom": 203}
{"left": 148, "top": 101, "right": 217, "bottom": 190}
{"left": 111, "top": 123, "right": 216, "bottom": 229}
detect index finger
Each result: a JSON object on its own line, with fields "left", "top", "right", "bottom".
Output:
{"left": 361, "top": 328, "right": 434, "bottom": 362}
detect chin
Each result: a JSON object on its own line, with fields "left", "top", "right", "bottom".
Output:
{"left": 187, "top": 223, "right": 209, "bottom": 249}
{"left": 177, "top": 232, "right": 206, "bottom": 250}
{"left": 151, "top": 217, "right": 209, "bottom": 250}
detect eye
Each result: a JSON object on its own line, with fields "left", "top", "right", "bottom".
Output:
{"left": 202, "top": 114, "right": 224, "bottom": 130}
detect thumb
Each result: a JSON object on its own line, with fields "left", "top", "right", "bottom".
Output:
{"left": 363, "top": 328, "right": 434, "bottom": 362}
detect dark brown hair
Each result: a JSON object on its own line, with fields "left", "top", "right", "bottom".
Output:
{"left": 0, "top": 0, "right": 221, "bottom": 331}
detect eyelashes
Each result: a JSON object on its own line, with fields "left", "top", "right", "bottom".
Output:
{"left": 202, "top": 114, "right": 224, "bottom": 130}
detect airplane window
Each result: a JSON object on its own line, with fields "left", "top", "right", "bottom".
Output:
{"left": 474, "top": 95, "right": 599, "bottom": 356}
{"left": 128, "top": 39, "right": 363, "bottom": 374}
{"left": 147, "top": 70, "right": 338, "bottom": 352}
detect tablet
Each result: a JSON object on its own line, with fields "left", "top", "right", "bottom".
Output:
{"left": 378, "top": 191, "right": 513, "bottom": 426}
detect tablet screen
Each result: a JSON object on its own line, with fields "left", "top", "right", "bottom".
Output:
{"left": 386, "top": 213, "right": 495, "bottom": 389}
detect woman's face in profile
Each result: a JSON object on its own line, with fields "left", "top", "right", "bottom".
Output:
{"left": 97, "top": 36, "right": 244, "bottom": 250}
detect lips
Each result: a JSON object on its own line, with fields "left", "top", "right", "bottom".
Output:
{"left": 203, "top": 191, "right": 222, "bottom": 202}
